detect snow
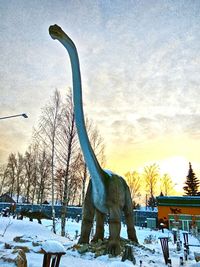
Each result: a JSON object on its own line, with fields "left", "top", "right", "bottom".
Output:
{"left": 41, "top": 240, "right": 66, "bottom": 253}
{"left": 0, "top": 216, "right": 199, "bottom": 266}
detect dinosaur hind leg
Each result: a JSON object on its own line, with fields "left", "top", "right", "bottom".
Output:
{"left": 78, "top": 182, "right": 95, "bottom": 244}
{"left": 107, "top": 207, "right": 121, "bottom": 256}
{"left": 91, "top": 209, "right": 105, "bottom": 242}
{"left": 123, "top": 189, "right": 138, "bottom": 243}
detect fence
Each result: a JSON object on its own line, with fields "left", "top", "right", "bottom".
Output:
{"left": 0, "top": 203, "right": 158, "bottom": 226}
{"left": 0, "top": 203, "right": 82, "bottom": 219}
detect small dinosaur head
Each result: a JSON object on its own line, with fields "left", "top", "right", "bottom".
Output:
{"left": 49, "top": 24, "right": 66, "bottom": 40}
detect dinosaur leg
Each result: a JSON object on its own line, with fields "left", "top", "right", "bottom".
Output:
{"left": 107, "top": 207, "right": 121, "bottom": 256}
{"left": 124, "top": 190, "right": 138, "bottom": 243}
{"left": 124, "top": 209, "right": 138, "bottom": 243}
{"left": 91, "top": 209, "right": 105, "bottom": 242}
{"left": 78, "top": 182, "right": 95, "bottom": 244}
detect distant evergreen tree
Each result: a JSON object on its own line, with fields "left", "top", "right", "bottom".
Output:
{"left": 159, "top": 191, "right": 164, "bottom": 197}
{"left": 183, "top": 162, "right": 200, "bottom": 196}
{"left": 147, "top": 195, "right": 157, "bottom": 210}
{"left": 132, "top": 200, "right": 141, "bottom": 210}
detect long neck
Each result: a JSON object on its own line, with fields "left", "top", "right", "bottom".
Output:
{"left": 59, "top": 38, "right": 107, "bottom": 212}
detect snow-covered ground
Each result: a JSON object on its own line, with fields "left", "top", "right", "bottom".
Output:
{"left": 0, "top": 217, "right": 199, "bottom": 267}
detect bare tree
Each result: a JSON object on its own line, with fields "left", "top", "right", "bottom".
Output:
{"left": 15, "top": 153, "right": 24, "bottom": 203}
{"left": 57, "top": 90, "right": 78, "bottom": 236}
{"left": 161, "top": 173, "right": 174, "bottom": 196}
{"left": 125, "top": 171, "right": 141, "bottom": 205}
{"left": 55, "top": 168, "right": 64, "bottom": 204}
{"left": 0, "top": 165, "right": 7, "bottom": 195}
{"left": 24, "top": 148, "right": 33, "bottom": 203}
{"left": 56, "top": 153, "right": 82, "bottom": 207}
{"left": 6, "top": 153, "right": 17, "bottom": 198}
{"left": 143, "top": 163, "right": 159, "bottom": 205}
{"left": 75, "top": 152, "right": 87, "bottom": 206}
{"left": 27, "top": 143, "right": 40, "bottom": 204}
{"left": 67, "top": 163, "right": 82, "bottom": 206}
{"left": 3, "top": 153, "right": 24, "bottom": 201}
{"left": 36, "top": 89, "right": 62, "bottom": 233}
{"left": 36, "top": 149, "right": 51, "bottom": 205}
{"left": 0, "top": 86, "right": 106, "bottom": 238}
{"left": 23, "top": 145, "right": 39, "bottom": 203}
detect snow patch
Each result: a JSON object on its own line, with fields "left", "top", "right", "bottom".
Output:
{"left": 109, "top": 261, "right": 133, "bottom": 267}
{"left": 0, "top": 217, "right": 200, "bottom": 266}
{"left": 42, "top": 240, "right": 66, "bottom": 253}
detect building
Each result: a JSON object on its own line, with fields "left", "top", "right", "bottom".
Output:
{"left": 0, "top": 193, "right": 15, "bottom": 203}
{"left": 157, "top": 196, "right": 200, "bottom": 232}
{"left": 133, "top": 208, "right": 157, "bottom": 228}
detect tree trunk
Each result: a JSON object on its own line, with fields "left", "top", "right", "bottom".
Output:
{"left": 82, "top": 163, "right": 87, "bottom": 205}
{"left": 61, "top": 164, "right": 70, "bottom": 236}
{"left": 51, "top": 138, "right": 56, "bottom": 234}
{"left": 60, "top": 113, "right": 75, "bottom": 236}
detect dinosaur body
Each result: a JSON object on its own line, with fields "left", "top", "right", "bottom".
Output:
{"left": 81, "top": 173, "right": 138, "bottom": 255}
{"left": 49, "top": 25, "right": 138, "bottom": 255}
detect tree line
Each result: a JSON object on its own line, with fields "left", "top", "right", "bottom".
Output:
{"left": 125, "top": 163, "right": 175, "bottom": 210}
{"left": 125, "top": 161, "right": 200, "bottom": 210}
{"left": 0, "top": 88, "right": 105, "bottom": 234}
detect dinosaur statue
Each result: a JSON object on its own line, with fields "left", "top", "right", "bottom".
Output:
{"left": 49, "top": 24, "right": 138, "bottom": 255}
{"left": 19, "top": 209, "right": 52, "bottom": 224}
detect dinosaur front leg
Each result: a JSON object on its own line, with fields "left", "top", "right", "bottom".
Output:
{"left": 78, "top": 182, "right": 95, "bottom": 244}
{"left": 91, "top": 209, "right": 105, "bottom": 242}
{"left": 108, "top": 207, "right": 121, "bottom": 256}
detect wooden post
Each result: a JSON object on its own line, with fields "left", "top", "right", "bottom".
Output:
{"left": 121, "top": 244, "right": 136, "bottom": 264}
{"left": 158, "top": 237, "right": 169, "bottom": 265}
{"left": 167, "top": 258, "right": 172, "bottom": 267}
{"left": 41, "top": 241, "right": 66, "bottom": 267}
{"left": 183, "top": 231, "right": 189, "bottom": 254}
{"left": 180, "top": 256, "right": 184, "bottom": 266}
{"left": 42, "top": 251, "right": 65, "bottom": 267}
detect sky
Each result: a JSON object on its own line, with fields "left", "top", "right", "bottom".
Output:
{"left": 1, "top": 0, "right": 200, "bottom": 193}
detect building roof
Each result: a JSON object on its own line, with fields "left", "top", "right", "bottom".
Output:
{"left": 0, "top": 193, "right": 16, "bottom": 203}
{"left": 157, "top": 196, "right": 200, "bottom": 207}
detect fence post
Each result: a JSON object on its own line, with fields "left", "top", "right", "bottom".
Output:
{"left": 180, "top": 256, "right": 184, "bottom": 266}
{"left": 184, "top": 248, "right": 188, "bottom": 261}
{"left": 182, "top": 231, "right": 189, "bottom": 255}
{"left": 172, "top": 229, "right": 177, "bottom": 244}
{"left": 167, "top": 258, "right": 172, "bottom": 267}
{"left": 158, "top": 237, "right": 169, "bottom": 265}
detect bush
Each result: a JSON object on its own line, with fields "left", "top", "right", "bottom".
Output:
{"left": 144, "top": 234, "right": 157, "bottom": 244}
